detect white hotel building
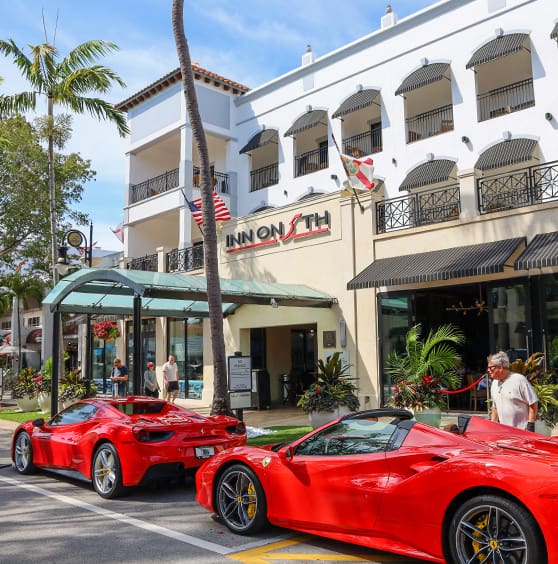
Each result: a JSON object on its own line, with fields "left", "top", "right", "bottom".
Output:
{"left": 113, "top": 0, "right": 558, "bottom": 410}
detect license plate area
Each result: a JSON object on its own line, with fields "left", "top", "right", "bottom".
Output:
{"left": 195, "top": 446, "right": 215, "bottom": 459}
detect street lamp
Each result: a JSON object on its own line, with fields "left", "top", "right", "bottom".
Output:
{"left": 55, "top": 223, "right": 94, "bottom": 395}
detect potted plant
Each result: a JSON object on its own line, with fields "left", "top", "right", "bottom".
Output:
{"left": 34, "top": 359, "right": 53, "bottom": 414}
{"left": 92, "top": 321, "right": 120, "bottom": 340}
{"left": 385, "top": 324, "right": 464, "bottom": 426}
{"left": 11, "top": 367, "right": 40, "bottom": 412}
{"left": 59, "top": 369, "right": 97, "bottom": 409}
{"left": 297, "top": 352, "right": 360, "bottom": 428}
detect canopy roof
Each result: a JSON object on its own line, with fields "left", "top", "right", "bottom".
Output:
{"left": 395, "top": 63, "right": 450, "bottom": 96}
{"left": 332, "top": 89, "right": 380, "bottom": 119}
{"left": 284, "top": 110, "right": 328, "bottom": 137}
{"left": 474, "top": 138, "right": 538, "bottom": 171}
{"left": 399, "top": 159, "right": 457, "bottom": 191}
{"left": 43, "top": 268, "right": 335, "bottom": 316}
{"left": 239, "top": 129, "right": 279, "bottom": 154}
{"left": 466, "top": 33, "right": 529, "bottom": 69}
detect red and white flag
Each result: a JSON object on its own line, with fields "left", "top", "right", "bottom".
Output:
{"left": 111, "top": 222, "right": 125, "bottom": 243}
{"left": 341, "top": 154, "right": 376, "bottom": 191}
{"left": 188, "top": 192, "right": 231, "bottom": 227}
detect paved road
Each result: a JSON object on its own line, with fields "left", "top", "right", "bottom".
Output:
{"left": 0, "top": 427, "right": 431, "bottom": 564}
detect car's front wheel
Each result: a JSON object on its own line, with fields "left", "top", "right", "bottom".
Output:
{"left": 92, "top": 443, "right": 125, "bottom": 499}
{"left": 447, "top": 494, "right": 546, "bottom": 564}
{"left": 13, "top": 431, "right": 36, "bottom": 474}
{"left": 215, "top": 464, "right": 268, "bottom": 534}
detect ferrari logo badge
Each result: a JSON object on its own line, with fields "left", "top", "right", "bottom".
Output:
{"left": 262, "top": 457, "right": 271, "bottom": 468}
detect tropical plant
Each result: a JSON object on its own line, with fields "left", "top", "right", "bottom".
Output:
{"left": 297, "top": 352, "right": 360, "bottom": 414}
{"left": 11, "top": 367, "right": 39, "bottom": 400}
{"left": 172, "top": 1, "right": 229, "bottom": 415}
{"left": 59, "top": 368, "right": 97, "bottom": 402}
{"left": 0, "top": 38, "right": 128, "bottom": 281}
{"left": 385, "top": 324, "right": 464, "bottom": 411}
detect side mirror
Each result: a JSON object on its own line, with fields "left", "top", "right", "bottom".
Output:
{"left": 278, "top": 445, "right": 294, "bottom": 462}
{"left": 32, "top": 418, "right": 45, "bottom": 427}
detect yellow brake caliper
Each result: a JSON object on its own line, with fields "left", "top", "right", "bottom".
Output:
{"left": 246, "top": 482, "right": 256, "bottom": 519}
{"left": 472, "top": 514, "right": 489, "bottom": 561}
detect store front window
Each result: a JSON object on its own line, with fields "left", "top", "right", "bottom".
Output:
{"left": 168, "top": 318, "right": 204, "bottom": 399}
{"left": 542, "top": 275, "right": 558, "bottom": 369}
{"left": 125, "top": 318, "right": 156, "bottom": 393}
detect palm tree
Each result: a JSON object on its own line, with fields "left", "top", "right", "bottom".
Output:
{"left": 0, "top": 39, "right": 129, "bottom": 282}
{"left": 172, "top": 0, "right": 229, "bottom": 415}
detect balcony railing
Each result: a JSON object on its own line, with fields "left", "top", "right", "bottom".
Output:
{"left": 405, "top": 104, "right": 453, "bottom": 144}
{"left": 342, "top": 129, "right": 383, "bottom": 157}
{"left": 250, "top": 163, "right": 279, "bottom": 192}
{"left": 192, "top": 166, "right": 229, "bottom": 194}
{"left": 376, "top": 186, "right": 460, "bottom": 234}
{"left": 294, "top": 147, "right": 329, "bottom": 177}
{"left": 477, "top": 160, "right": 558, "bottom": 214}
{"left": 477, "top": 78, "right": 534, "bottom": 122}
{"left": 127, "top": 253, "right": 158, "bottom": 272}
{"left": 166, "top": 245, "right": 204, "bottom": 273}
{"left": 129, "top": 169, "right": 179, "bottom": 204}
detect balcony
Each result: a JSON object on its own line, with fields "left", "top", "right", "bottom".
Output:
{"left": 129, "top": 169, "right": 179, "bottom": 204}
{"left": 342, "top": 129, "right": 382, "bottom": 157}
{"left": 376, "top": 186, "right": 460, "bottom": 234}
{"left": 477, "top": 78, "right": 534, "bottom": 122}
{"left": 127, "top": 253, "right": 158, "bottom": 272}
{"left": 405, "top": 104, "right": 453, "bottom": 144}
{"left": 477, "top": 160, "right": 558, "bottom": 214}
{"left": 192, "top": 166, "right": 229, "bottom": 194}
{"left": 167, "top": 245, "right": 204, "bottom": 273}
{"left": 294, "top": 147, "right": 329, "bottom": 178}
{"left": 250, "top": 163, "right": 279, "bottom": 192}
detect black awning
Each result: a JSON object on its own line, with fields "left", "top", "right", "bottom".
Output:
{"left": 332, "top": 89, "right": 380, "bottom": 119}
{"left": 395, "top": 63, "right": 450, "bottom": 96}
{"left": 515, "top": 232, "right": 558, "bottom": 270}
{"left": 474, "top": 138, "right": 538, "bottom": 171}
{"left": 466, "top": 33, "right": 529, "bottom": 69}
{"left": 284, "top": 110, "right": 328, "bottom": 137}
{"left": 239, "top": 129, "right": 278, "bottom": 154}
{"left": 399, "top": 159, "right": 457, "bottom": 191}
{"left": 551, "top": 22, "right": 558, "bottom": 41}
{"left": 347, "top": 238, "right": 525, "bottom": 289}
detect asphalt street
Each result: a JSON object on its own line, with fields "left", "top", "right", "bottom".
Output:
{"left": 0, "top": 426, "right": 430, "bottom": 564}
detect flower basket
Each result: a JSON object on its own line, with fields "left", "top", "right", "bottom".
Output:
{"left": 92, "top": 320, "right": 120, "bottom": 340}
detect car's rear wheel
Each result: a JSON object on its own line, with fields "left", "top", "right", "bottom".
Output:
{"left": 447, "top": 494, "right": 546, "bottom": 564}
{"left": 13, "top": 431, "right": 36, "bottom": 474}
{"left": 92, "top": 443, "right": 125, "bottom": 499}
{"left": 215, "top": 464, "right": 268, "bottom": 534}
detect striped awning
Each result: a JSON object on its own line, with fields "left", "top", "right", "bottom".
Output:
{"left": 515, "top": 232, "right": 558, "bottom": 270}
{"left": 395, "top": 63, "right": 450, "bottom": 96}
{"left": 347, "top": 238, "right": 524, "bottom": 289}
{"left": 399, "top": 159, "right": 457, "bottom": 191}
{"left": 466, "top": 33, "right": 530, "bottom": 69}
{"left": 474, "top": 138, "right": 538, "bottom": 171}
{"left": 551, "top": 22, "right": 558, "bottom": 41}
{"left": 332, "top": 89, "right": 380, "bottom": 119}
{"left": 239, "top": 129, "right": 278, "bottom": 154}
{"left": 284, "top": 110, "right": 328, "bottom": 137}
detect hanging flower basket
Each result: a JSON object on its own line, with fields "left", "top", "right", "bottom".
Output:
{"left": 92, "top": 321, "right": 120, "bottom": 340}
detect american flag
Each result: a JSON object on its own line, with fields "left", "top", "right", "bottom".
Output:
{"left": 187, "top": 192, "right": 231, "bottom": 227}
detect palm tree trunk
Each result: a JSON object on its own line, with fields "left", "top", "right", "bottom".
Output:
{"left": 172, "top": 0, "right": 230, "bottom": 415}
{"left": 47, "top": 95, "right": 59, "bottom": 284}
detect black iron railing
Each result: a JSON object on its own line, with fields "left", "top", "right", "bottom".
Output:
{"left": 192, "top": 166, "right": 229, "bottom": 194}
{"left": 376, "top": 186, "right": 460, "bottom": 233}
{"left": 477, "top": 160, "right": 558, "bottom": 214}
{"left": 250, "top": 163, "right": 279, "bottom": 192}
{"left": 342, "top": 129, "right": 383, "bottom": 157}
{"left": 127, "top": 253, "right": 158, "bottom": 271}
{"left": 129, "top": 168, "right": 179, "bottom": 204}
{"left": 405, "top": 104, "right": 453, "bottom": 144}
{"left": 294, "top": 147, "right": 329, "bottom": 177}
{"left": 166, "top": 245, "right": 204, "bottom": 273}
{"left": 477, "top": 78, "right": 534, "bottom": 122}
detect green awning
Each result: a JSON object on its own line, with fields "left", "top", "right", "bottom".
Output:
{"left": 395, "top": 63, "right": 450, "bottom": 96}
{"left": 239, "top": 129, "right": 278, "bottom": 154}
{"left": 332, "top": 89, "right": 380, "bottom": 119}
{"left": 466, "top": 33, "right": 530, "bottom": 69}
{"left": 284, "top": 110, "right": 327, "bottom": 137}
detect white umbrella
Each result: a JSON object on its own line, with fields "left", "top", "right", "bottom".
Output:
{"left": 0, "top": 344, "right": 35, "bottom": 355}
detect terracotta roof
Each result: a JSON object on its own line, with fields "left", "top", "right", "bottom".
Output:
{"left": 116, "top": 64, "right": 250, "bottom": 112}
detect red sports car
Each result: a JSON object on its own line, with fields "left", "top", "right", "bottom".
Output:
{"left": 12, "top": 396, "right": 246, "bottom": 498}
{"left": 196, "top": 408, "right": 558, "bottom": 563}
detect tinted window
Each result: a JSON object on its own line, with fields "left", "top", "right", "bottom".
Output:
{"left": 111, "top": 401, "right": 166, "bottom": 415}
{"left": 50, "top": 403, "right": 98, "bottom": 426}
{"left": 295, "top": 417, "right": 398, "bottom": 456}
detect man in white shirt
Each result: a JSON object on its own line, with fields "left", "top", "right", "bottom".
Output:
{"left": 162, "top": 354, "right": 180, "bottom": 403}
{"left": 488, "top": 351, "right": 538, "bottom": 431}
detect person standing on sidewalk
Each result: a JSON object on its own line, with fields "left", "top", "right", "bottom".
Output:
{"left": 162, "top": 355, "right": 180, "bottom": 403}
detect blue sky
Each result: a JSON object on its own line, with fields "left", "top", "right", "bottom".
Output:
{"left": 0, "top": 0, "right": 435, "bottom": 251}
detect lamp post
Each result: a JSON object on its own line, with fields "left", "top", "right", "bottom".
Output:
{"left": 55, "top": 223, "right": 94, "bottom": 396}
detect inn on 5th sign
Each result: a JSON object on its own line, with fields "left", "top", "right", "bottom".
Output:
{"left": 225, "top": 209, "right": 330, "bottom": 253}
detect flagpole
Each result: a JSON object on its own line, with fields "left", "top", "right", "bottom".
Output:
{"left": 331, "top": 133, "right": 365, "bottom": 213}
{"left": 180, "top": 187, "right": 205, "bottom": 238}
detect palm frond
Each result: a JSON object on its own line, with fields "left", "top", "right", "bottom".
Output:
{"left": 61, "top": 95, "right": 129, "bottom": 136}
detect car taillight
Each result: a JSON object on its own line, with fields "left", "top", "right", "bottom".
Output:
{"left": 133, "top": 427, "right": 149, "bottom": 441}
{"left": 226, "top": 422, "right": 246, "bottom": 435}
{"left": 132, "top": 427, "right": 174, "bottom": 442}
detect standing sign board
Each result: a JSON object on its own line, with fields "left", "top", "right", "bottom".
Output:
{"left": 228, "top": 355, "right": 252, "bottom": 410}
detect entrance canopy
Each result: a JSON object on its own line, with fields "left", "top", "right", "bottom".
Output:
{"left": 43, "top": 268, "right": 335, "bottom": 316}
{"left": 347, "top": 238, "right": 525, "bottom": 289}
{"left": 515, "top": 232, "right": 558, "bottom": 270}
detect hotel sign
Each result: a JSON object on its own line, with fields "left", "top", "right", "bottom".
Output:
{"left": 225, "top": 209, "right": 330, "bottom": 253}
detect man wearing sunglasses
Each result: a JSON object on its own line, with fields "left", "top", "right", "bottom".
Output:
{"left": 487, "top": 351, "right": 538, "bottom": 432}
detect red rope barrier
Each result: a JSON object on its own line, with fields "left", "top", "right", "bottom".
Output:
{"left": 441, "top": 374, "right": 485, "bottom": 394}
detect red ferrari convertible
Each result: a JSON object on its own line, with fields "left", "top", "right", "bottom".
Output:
{"left": 196, "top": 408, "right": 558, "bottom": 564}
{"left": 12, "top": 396, "right": 246, "bottom": 498}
